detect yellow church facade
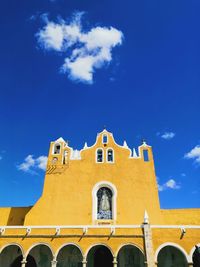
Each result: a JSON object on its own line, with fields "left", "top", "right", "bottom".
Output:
{"left": 0, "top": 130, "right": 200, "bottom": 267}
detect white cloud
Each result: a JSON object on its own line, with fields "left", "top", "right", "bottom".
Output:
{"left": 36, "top": 156, "right": 48, "bottom": 171}
{"left": 160, "top": 132, "right": 175, "bottom": 140}
{"left": 17, "top": 155, "right": 47, "bottom": 174}
{"left": 36, "top": 12, "right": 123, "bottom": 83}
{"left": 157, "top": 178, "right": 181, "bottom": 192}
{"left": 37, "top": 22, "right": 64, "bottom": 51}
{"left": 184, "top": 145, "right": 200, "bottom": 164}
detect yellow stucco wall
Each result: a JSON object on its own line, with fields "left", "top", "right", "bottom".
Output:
{"left": 0, "top": 130, "right": 199, "bottom": 263}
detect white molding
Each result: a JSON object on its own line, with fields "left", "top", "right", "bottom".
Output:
{"left": 115, "top": 243, "right": 145, "bottom": 257}
{"left": 24, "top": 242, "right": 54, "bottom": 258}
{"left": 55, "top": 243, "right": 84, "bottom": 259}
{"left": 0, "top": 224, "right": 200, "bottom": 229}
{"left": 85, "top": 243, "right": 114, "bottom": 258}
{"left": 92, "top": 181, "right": 117, "bottom": 221}
{"left": 151, "top": 225, "right": 200, "bottom": 229}
{"left": 154, "top": 242, "right": 189, "bottom": 262}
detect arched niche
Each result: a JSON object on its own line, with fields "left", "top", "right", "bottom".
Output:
{"left": 56, "top": 244, "right": 83, "bottom": 267}
{"left": 26, "top": 244, "right": 53, "bottom": 267}
{"left": 0, "top": 244, "right": 23, "bottom": 267}
{"left": 117, "top": 244, "right": 145, "bottom": 267}
{"left": 157, "top": 245, "right": 188, "bottom": 267}
{"left": 92, "top": 181, "right": 117, "bottom": 221}
{"left": 86, "top": 245, "right": 113, "bottom": 267}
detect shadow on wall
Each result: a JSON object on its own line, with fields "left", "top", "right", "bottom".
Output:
{"left": 7, "top": 207, "right": 32, "bottom": 225}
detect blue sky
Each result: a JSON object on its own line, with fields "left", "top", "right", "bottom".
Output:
{"left": 0, "top": 0, "right": 200, "bottom": 209}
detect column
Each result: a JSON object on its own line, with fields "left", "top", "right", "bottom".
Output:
{"left": 113, "top": 256, "right": 118, "bottom": 267}
{"left": 21, "top": 259, "right": 27, "bottom": 267}
{"left": 82, "top": 257, "right": 87, "bottom": 267}
{"left": 143, "top": 223, "right": 156, "bottom": 267}
{"left": 51, "top": 259, "right": 57, "bottom": 267}
{"left": 188, "top": 263, "right": 193, "bottom": 267}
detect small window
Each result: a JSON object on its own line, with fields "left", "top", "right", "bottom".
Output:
{"left": 143, "top": 149, "right": 149, "bottom": 162}
{"left": 102, "top": 135, "right": 108, "bottom": 144}
{"left": 97, "top": 149, "right": 103, "bottom": 162}
{"left": 52, "top": 157, "right": 58, "bottom": 164}
{"left": 54, "top": 144, "right": 61, "bottom": 154}
{"left": 107, "top": 149, "right": 113, "bottom": 162}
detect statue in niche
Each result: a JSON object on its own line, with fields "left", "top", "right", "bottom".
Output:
{"left": 97, "top": 187, "right": 112, "bottom": 219}
{"left": 100, "top": 189, "right": 110, "bottom": 211}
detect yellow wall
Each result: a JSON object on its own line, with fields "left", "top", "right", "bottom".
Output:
{"left": 24, "top": 130, "right": 162, "bottom": 225}
{"left": 0, "top": 130, "right": 199, "bottom": 263}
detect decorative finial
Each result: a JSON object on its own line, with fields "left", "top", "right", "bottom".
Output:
{"left": 83, "top": 142, "right": 88, "bottom": 149}
{"left": 123, "top": 141, "right": 128, "bottom": 148}
{"left": 144, "top": 210, "right": 149, "bottom": 224}
{"left": 103, "top": 125, "right": 107, "bottom": 130}
{"left": 142, "top": 139, "right": 147, "bottom": 146}
{"left": 132, "top": 148, "right": 138, "bottom": 158}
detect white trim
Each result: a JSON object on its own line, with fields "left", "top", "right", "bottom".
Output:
{"left": 80, "top": 130, "right": 131, "bottom": 153}
{"left": 189, "top": 243, "right": 200, "bottom": 262}
{"left": 25, "top": 242, "right": 54, "bottom": 258}
{"left": 54, "top": 137, "right": 66, "bottom": 143}
{"left": 55, "top": 243, "right": 84, "bottom": 259}
{"left": 85, "top": 243, "right": 114, "bottom": 258}
{"left": 0, "top": 243, "right": 25, "bottom": 257}
{"left": 154, "top": 242, "right": 189, "bottom": 262}
{"left": 95, "top": 148, "right": 104, "bottom": 163}
{"left": 106, "top": 148, "right": 115, "bottom": 163}
{"left": 0, "top": 224, "right": 199, "bottom": 230}
{"left": 151, "top": 225, "right": 200, "bottom": 229}
{"left": 116, "top": 243, "right": 144, "bottom": 257}
{"left": 92, "top": 181, "right": 117, "bottom": 221}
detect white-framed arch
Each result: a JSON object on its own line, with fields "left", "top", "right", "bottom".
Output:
{"left": 85, "top": 243, "right": 114, "bottom": 259}
{"left": 116, "top": 243, "right": 144, "bottom": 257}
{"left": 95, "top": 148, "right": 104, "bottom": 163}
{"left": 24, "top": 242, "right": 54, "bottom": 259}
{"left": 189, "top": 243, "right": 200, "bottom": 262}
{"left": 55, "top": 242, "right": 84, "bottom": 259}
{"left": 52, "top": 142, "right": 61, "bottom": 155}
{"left": 154, "top": 242, "right": 189, "bottom": 263}
{"left": 106, "top": 147, "right": 115, "bottom": 163}
{"left": 92, "top": 181, "right": 117, "bottom": 221}
{"left": 102, "top": 133, "right": 108, "bottom": 144}
{"left": 0, "top": 242, "right": 25, "bottom": 257}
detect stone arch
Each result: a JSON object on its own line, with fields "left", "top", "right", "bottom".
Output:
{"left": 25, "top": 243, "right": 53, "bottom": 267}
{"left": 56, "top": 244, "right": 83, "bottom": 267}
{"left": 0, "top": 244, "right": 24, "bottom": 267}
{"left": 85, "top": 243, "right": 114, "bottom": 259}
{"left": 155, "top": 243, "right": 188, "bottom": 267}
{"left": 115, "top": 243, "right": 144, "bottom": 257}
{"left": 117, "top": 244, "right": 145, "bottom": 267}
{"left": 55, "top": 243, "right": 84, "bottom": 259}
{"left": 86, "top": 244, "right": 114, "bottom": 267}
